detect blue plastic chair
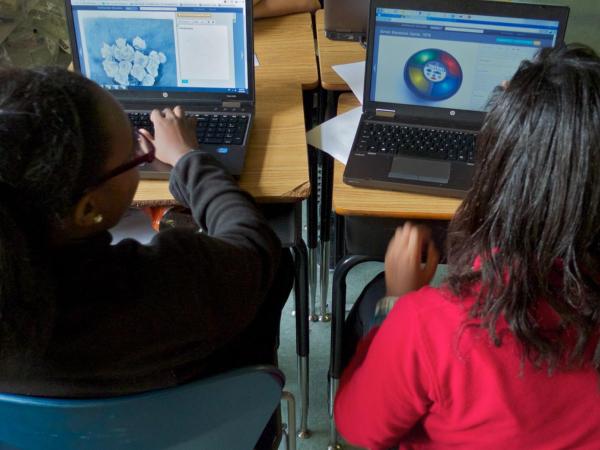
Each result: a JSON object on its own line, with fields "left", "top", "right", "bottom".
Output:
{"left": 0, "top": 365, "right": 296, "bottom": 450}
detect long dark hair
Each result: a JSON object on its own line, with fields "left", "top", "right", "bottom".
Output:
{"left": 447, "top": 45, "right": 600, "bottom": 373}
{"left": 0, "top": 67, "right": 109, "bottom": 363}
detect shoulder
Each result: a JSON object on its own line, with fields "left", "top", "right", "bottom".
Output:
{"left": 387, "top": 285, "right": 470, "bottom": 325}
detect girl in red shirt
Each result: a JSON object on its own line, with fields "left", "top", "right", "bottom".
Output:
{"left": 335, "top": 44, "right": 600, "bottom": 449}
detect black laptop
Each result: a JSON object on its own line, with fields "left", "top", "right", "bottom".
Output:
{"left": 324, "top": 0, "right": 370, "bottom": 42}
{"left": 343, "top": 0, "right": 569, "bottom": 198}
{"left": 65, "top": 0, "right": 255, "bottom": 178}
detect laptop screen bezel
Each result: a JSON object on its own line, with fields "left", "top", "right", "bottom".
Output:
{"left": 364, "top": 0, "right": 569, "bottom": 127}
{"left": 64, "top": 0, "right": 255, "bottom": 105}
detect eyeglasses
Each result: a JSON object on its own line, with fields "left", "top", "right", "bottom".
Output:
{"left": 81, "top": 132, "right": 155, "bottom": 195}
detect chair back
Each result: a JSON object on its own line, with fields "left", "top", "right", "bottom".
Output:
{"left": 0, "top": 365, "right": 284, "bottom": 450}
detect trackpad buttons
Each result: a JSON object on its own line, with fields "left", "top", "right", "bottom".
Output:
{"left": 388, "top": 157, "right": 451, "bottom": 184}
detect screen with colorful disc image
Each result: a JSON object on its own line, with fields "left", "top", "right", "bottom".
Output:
{"left": 370, "top": 7, "right": 560, "bottom": 111}
{"left": 404, "top": 48, "right": 463, "bottom": 101}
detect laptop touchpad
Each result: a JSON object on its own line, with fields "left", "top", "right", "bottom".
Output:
{"left": 388, "top": 157, "right": 451, "bottom": 184}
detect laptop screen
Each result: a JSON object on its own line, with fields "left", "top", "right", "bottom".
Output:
{"left": 370, "top": 7, "right": 560, "bottom": 112}
{"left": 69, "top": 0, "right": 249, "bottom": 94}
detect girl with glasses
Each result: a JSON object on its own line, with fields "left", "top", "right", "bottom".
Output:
{"left": 0, "top": 66, "right": 292, "bottom": 431}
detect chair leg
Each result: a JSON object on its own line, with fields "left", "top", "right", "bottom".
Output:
{"left": 292, "top": 241, "right": 310, "bottom": 439}
{"left": 328, "top": 254, "right": 381, "bottom": 450}
{"left": 328, "top": 377, "right": 342, "bottom": 450}
{"left": 297, "top": 356, "right": 310, "bottom": 439}
{"left": 282, "top": 392, "right": 297, "bottom": 450}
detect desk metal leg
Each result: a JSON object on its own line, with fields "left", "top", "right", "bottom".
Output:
{"left": 307, "top": 146, "right": 319, "bottom": 322}
{"left": 318, "top": 90, "right": 341, "bottom": 322}
{"left": 319, "top": 151, "right": 334, "bottom": 322}
{"left": 292, "top": 241, "right": 311, "bottom": 439}
{"left": 304, "top": 87, "right": 320, "bottom": 323}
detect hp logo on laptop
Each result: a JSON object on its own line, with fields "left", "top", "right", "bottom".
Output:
{"left": 162, "top": 92, "right": 169, "bottom": 98}
{"left": 450, "top": 110, "right": 456, "bottom": 116}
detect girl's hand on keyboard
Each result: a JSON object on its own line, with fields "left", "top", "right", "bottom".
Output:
{"left": 139, "top": 106, "right": 198, "bottom": 166}
{"left": 384, "top": 222, "right": 440, "bottom": 298}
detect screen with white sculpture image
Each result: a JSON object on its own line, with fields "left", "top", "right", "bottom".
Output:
{"left": 69, "top": 0, "right": 249, "bottom": 94}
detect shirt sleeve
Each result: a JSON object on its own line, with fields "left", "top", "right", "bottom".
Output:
{"left": 334, "top": 292, "right": 435, "bottom": 450}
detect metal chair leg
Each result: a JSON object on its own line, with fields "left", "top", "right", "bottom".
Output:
{"left": 292, "top": 241, "right": 311, "bottom": 439}
{"left": 297, "top": 356, "right": 311, "bottom": 439}
{"left": 282, "top": 391, "right": 297, "bottom": 450}
{"left": 328, "top": 377, "right": 342, "bottom": 450}
{"left": 328, "top": 254, "right": 382, "bottom": 450}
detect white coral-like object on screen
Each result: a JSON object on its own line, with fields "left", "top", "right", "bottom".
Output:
{"left": 102, "top": 59, "right": 118, "bottom": 78}
{"left": 134, "top": 51, "right": 149, "bottom": 68}
{"left": 101, "top": 43, "right": 114, "bottom": 59}
{"left": 133, "top": 36, "right": 147, "bottom": 50}
{"left": 101, "top": 37, "right": 166, "bottom": 87}
{"left": 142, "top": 74, "right": 156, "bottom": 86}
{"left": 131, "top": 64, "right": 147, "bottom": 82}
{"left": 146, "top": 60, "right": 159, "bottom": 78}
{"left": 114, "top": 44, "right": 135, "bottom": 62}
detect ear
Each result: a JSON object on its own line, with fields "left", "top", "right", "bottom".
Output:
{"left": 72, "top": 193, "right": 104, "bottom": 228}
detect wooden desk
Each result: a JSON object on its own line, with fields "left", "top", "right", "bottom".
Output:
{"left": 315, "top": 9, "right": 365, "bottom": 91}
{"left": 133, "top": 13, "right": 318, "bottom": 206}
{"left": 333, "top": 93, "right": 462, "bottom": 220}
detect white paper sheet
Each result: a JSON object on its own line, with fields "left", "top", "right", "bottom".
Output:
{"left": 332, "top": 61, "right": 365, "bottom": 104}
{"left": 306, "top": 106, "right": 362, "bottom": 165}
{"left": 254, "top": 53, "right": 260, "bottom": 66}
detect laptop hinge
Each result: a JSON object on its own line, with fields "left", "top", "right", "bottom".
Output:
{"left": 222, "top": 101, "right": 242, "bottom": 108}
{"left": 375, "top": 108, "right": 396, "bottom": 118}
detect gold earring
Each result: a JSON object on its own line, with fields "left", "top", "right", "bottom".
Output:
{"left": 93, "top": 214, "right": 104, "bottom": 224}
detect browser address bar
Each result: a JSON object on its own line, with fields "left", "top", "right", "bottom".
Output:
{"left": 140, "top": 6, "right": 177, "bottom": 10}
{"left": 445, "top": 26, "right": 484, "bottom": 33}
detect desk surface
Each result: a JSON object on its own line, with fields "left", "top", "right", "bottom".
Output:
{"left": 333, "top": 94, "right": 462, "bottom": 220}
{"left": 315, "top": 9, "right": 365, "bottom": 91}
{"left": 133, "top": 13, "right": 318, "bottom": 206}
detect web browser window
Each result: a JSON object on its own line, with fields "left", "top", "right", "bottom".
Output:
{"left": 370, "top": 7, "right": 559, "bottom": 111}
{"left": 70, "top": 0, "right": 248, "bottom": 93}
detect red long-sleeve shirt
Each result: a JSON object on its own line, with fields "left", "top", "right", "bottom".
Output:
{"left": 334, "top": 285, "right": 600, "bottom": 449}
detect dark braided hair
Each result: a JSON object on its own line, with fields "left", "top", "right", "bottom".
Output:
{"left": 0, "top": 67, "right": 110, "bottom": 363}
{"left": 447, "top": 44, "right": 600, "bottom": 374}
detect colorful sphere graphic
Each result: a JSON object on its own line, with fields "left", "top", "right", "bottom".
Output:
{"left": 404, "top": 49, "right": 463, "bottom": 101}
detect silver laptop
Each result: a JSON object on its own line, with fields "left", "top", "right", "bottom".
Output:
{"left": 65, "top": 0, "right": 255, "bottom": 178}
{"left": 344, "top": 0, "right": 569, "bottom": 198}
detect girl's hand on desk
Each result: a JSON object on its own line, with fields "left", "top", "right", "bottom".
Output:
{"left": 138, "top": 106, "right": 198, "bottom": 167}
{"left": 384, "top": 222, "right": 440, "bottom": 298}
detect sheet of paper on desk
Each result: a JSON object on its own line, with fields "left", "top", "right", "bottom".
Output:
{"left": 254, "top": 53, "right": 260, "bottom": 66}
{"left": 332, "top": 61, "right": 365, "bottom": 104}
{"left": 306, "top": 106, "right": 362, "bottom": 165}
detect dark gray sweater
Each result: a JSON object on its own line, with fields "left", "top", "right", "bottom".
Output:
{"left": 2, "top": 151, "right": 282, "bottom": 397}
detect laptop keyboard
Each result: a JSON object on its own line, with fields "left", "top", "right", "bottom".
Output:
{"left": 356, "top": 122, "right": 476, "bottom": 163}
{"left": 128, "top": 112, "right": 250, "bottom": 146}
